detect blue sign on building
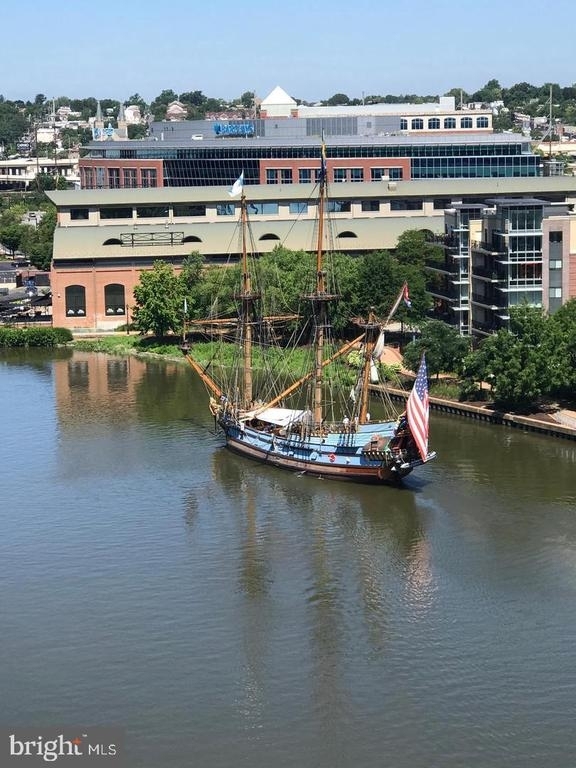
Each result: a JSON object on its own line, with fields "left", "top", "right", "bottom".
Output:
{"left": 213, "top": 122, "right": 254, "bottom": 137}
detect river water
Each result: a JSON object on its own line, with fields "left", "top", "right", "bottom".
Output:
{"left": 1, "top": 349, "right": 576, "bottom": 768}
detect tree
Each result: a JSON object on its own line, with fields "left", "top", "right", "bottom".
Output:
{"left": 149, "top": 89, "right": 179, "bottom": 120}
{"left": 402, "top": 320, "right": 470, "bottom": 378}
{"left": 125, "top": 93, "right": 148, "bottom": 112}
{"left": 128, "top": 124, "right": 148, "bottom": 140}
{"left": 471, "top": 79, "right": 502, "bottom": 104}
{"left": 395, "top": 229, "right": 443, "bottom": 269}
{"left": 20, "top": 205, "right": 56, "bottom": 270}
{"left": 0, "top": 101, "right": 28, "bottom": 148}
{"left": 239, "top": 91, "right": 255, "bottom": 109}
{"left": 180, "top": 91, "right": 207, "bottom": 108}
{"left": 444, "top": 87, "right": 470, "bottom": 105}
{"left": 180, "top": 252, "right": 204, "bottom": 318}
{"left": 546, "top": 298, "right": 576, "bottom": 396}
{"left": 132, "top": 261, "right": 184, "bottom": 337}
{"left": 471, "top": 306, "right": 551, "bottom": 411}
{"left": 324, "top": 93, "right": 350, "bottom": 106}
{"left": 0, "top": 222, "right": 26, "bottom": 255}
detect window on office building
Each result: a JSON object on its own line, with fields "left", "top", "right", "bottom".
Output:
{"left": 136, "top": 206, "right": 169, "bottom": 218}
{"left": 70, "top": 208, "right": 89, "bottom": 220}
{"left": 549, "top": 231, "right": 563, "bottom": 243}
{"left": 390, "top": 199, "right": 423, "bottom": 211}
{"left": 350, "top": 168, "right": 363, "bottom": 182}
{"left": 141, "top": 169, "right": 157, "bottom": 188}
{"left": 65, "top": 285, "right": 86, "bottom": 316}
{"left": 428, "top": 118, "right": 440, "bottom": 130}
{"left": 327, "top": 200, "right": 351, "bottom": 213}
{"left": 173, "top": 204, "right": 206, "bottom": 217}
{"left": 217, "top": 204, "right": 235, "bottom": 216}
{"left": 104, "top": 284, "right": 125, "bottom": 315}
{"left": 476, "top": 116, "right": 489, "bottom": 128}
{"left": 361, "top": 200, "right": 380, "bottom": 212}
{"left": 461, "top": 117, "right": 473, "bottom": 129}
{"left": 334, "top": 168, "right": 347, "bottom": 183}
{"left": 289, "top": 202, "right": 308, "bottom": 215}
{"left": 248, "top": 202, "right": 279, "bottom": 215}
{"left": 411, "top": 118, "right": 424, "bottom": 130}
{"left": 266, "top": 169, "right": 278, "bottom": 184}
{"left": 549, "top": 287, "right": 562, "bottom": 299}
{"left": 83, "top": 168, "right": 94, "bottom": 188}
{"left": 100, "top": 207, "right": 133, "bottom": 220}
{"left": 108, "top": 168, "right": 120, "bottom": 189}
{"left": 299, "top": 168, "right": 312, "bottom": 183}
{"left": 123, "top": 169, "right": 137, "bottom": 188}
{"left": 400, "top": 119, "right": 408, "bottom": 130}
{"left": 444, "top": 117, "right": 456, "bottom": 129}
{"left": 281, "top": 169, "right": 292, "bottom": 184}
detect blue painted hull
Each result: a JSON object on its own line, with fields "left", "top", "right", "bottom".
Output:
{"left": 219, "top": 417, "right": 433, "bottom": 484}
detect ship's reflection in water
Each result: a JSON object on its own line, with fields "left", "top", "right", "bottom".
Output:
{"left": 181, "top": 447, "right": 436, "bottom": 743}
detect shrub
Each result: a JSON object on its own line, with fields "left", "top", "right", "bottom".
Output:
{"left": 0, "top": 326, "right": 73, "bottom": 348}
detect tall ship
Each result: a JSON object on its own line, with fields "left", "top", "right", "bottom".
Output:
{"left": 181, "top": 151, "right": 436, "bottom": 484}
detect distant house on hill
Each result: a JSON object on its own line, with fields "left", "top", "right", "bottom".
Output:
{"left": 166, "top": 101, "right": 187, "bottom": 121}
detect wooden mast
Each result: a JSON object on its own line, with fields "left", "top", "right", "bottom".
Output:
{"left": 310, "top": 140, "right": 338, "bottom": 428}
{"left": 357, "top": 311, "right": 380, "bottom": 424}
{"left": 239, "top": 191, "right": 254, "bottom": 409}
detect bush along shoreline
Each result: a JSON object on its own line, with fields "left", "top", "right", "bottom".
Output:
{"left": 0, "top": 327, "right": 73, "bottom": 348}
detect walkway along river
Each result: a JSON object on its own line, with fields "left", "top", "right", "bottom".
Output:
{"left": 2, "top": 348, "right": 576, "bottom": 768}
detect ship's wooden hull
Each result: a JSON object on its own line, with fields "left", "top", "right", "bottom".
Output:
{"left": 221, "top": 420, "right": 433, "bottom": 485}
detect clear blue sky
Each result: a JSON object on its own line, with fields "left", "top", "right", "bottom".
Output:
{"left": 3, "top": 0, "right": 575, "bottom": 104}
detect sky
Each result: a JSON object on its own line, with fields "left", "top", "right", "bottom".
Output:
{"left": 2, "top": 0, "right": 576, "bottom": 105}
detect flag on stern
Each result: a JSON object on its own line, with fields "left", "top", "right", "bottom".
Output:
{"left": 228, "top": 171, "right": 245, "bottom": 198}
{"left": 406, "top": 353, "right": 429, "bottom": 461}
{"left": 403, "top": 282, "right": 411, "bottom": 307}
{"left": 385, "top": 281, "right": 412, "bottom": 324}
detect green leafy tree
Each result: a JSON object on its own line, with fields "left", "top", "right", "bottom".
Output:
{"left": 20, "top": 205, "right": 56, "bottom": 270}
{"left": 546, "top": 298, "right": 576, "bottom": 396}
{"left": 0, "top": 101, "right": 28, "bottom": 148}
{"left": 444, "top": 87, "right": 470, "bottom": 105}
{"left": 127, "top": 124, "right": 148, "bottom": 140}
{"left": 471, "top": 79, "right": 502, "bottom": 103}
{"left": 324, "top": 93, "right": 350, "bottom": 106}
{"left": 180, "top": 252, "right": 204, "bottom": 318}
{"left": 402, "top": 320, "right": 471, "bottom": 378}
{"left": 472, "top": 306, "right": 551, "bottom": 411}
{"left": 395, "top": 229, "right": 442, "bottom": 268}
{"left": 180, "top": 90, "right": 207, "bottom": 108}
{"left": 0, "top": 222, "right": 26, "bottom": 255}
{"left": 149, "top": 89, "right": 179, "bottom": 120}
{"left": 132, "top": 261, "right": 184, "bottom": 337}
{"left": 125, "top": 93, "right": 148, "bottom": 112}
{"left": 354, "top": 249, "right": 396, "bottom": 317}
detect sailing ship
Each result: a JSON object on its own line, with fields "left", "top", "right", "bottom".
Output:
{"left": 181, "top": 153, "right": 436, "bottom": 484}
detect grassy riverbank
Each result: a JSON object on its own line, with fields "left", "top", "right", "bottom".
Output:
{"left": 0, "top": 326, "right": 73, "bottom": 347}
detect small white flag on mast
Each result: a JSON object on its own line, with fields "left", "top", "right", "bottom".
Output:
{"left": 228, "top": 170, "right": 245, "bottom": 198}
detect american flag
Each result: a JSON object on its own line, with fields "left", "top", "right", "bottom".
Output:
{"left": 406, "top": 353, "right": 429, "bottom": 461}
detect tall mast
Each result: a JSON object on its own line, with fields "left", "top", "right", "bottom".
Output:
{"left": 313, "top": 148, "right": 327, "bottom": 426}
{"left": 357, "top": 311, "right": 380, "bottom": 424}
{"left": 240, "top": 191, "right": 255, "bottom": 408}
{"left": 308, "top": 141, "right": 339, "bottom": 427}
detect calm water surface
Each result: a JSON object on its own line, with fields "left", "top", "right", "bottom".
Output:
{"left": 1, "top": 349, "right": 576, "bottom": 768}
